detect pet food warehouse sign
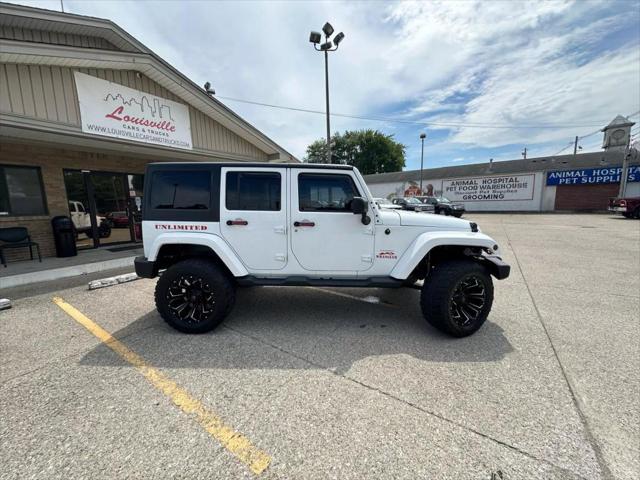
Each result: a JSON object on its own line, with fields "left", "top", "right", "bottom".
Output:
{"left": 74, "top": 72, "right": 192, "bottom": 150}
{"left": 546, "top": 166, "right": 640, "bottom": 185}
{"left": 442, "top": 174, "right": 535, "bottom": 201}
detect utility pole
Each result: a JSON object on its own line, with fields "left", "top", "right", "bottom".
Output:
{"left": 309, "top": 23, "right": 345, "bottom": 164}
{"left": 618, "top": 147, "right": 631, "bottom": 198}
{"left": 419, "top": 133, "right": 426, "bottom": 193}
{"left": 324, "top": 48, "right": 331, "bottom": 163}
{"left": 521, "top": 147, "right": 527, "bottom": 159}
{"left": 573, "top": 136, "right": 579, "bottom": 155}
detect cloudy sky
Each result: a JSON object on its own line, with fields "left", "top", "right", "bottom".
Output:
{"left": 9, "top": 0, "right": 640, "bottom": 169}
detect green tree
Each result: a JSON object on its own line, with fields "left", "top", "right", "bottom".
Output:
{"left": 304, "top": 138, "right": 330, "bottom": 163}
{"left": 303, "top": 129, "right": 405, "bottom": 174}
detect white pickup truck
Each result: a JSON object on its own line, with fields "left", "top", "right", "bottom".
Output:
{"left": 135, "top": 163, "right": 509, "bottom": 337}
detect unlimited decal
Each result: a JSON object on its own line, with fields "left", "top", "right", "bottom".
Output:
{"left": 74, "top": 72, "right": 193, "bottom": 150}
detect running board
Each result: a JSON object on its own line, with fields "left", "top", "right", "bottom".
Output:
{"left": 236, "top": 276, "right": 405, "bottom": 288}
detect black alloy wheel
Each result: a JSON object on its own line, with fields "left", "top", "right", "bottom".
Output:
{"left": 449, "top": 275, "right": 486, "bottom": 328}
{"left": 155, "top": 259, "right": 235, "bottom": 333}
{"left": 166, "top": 274, "right": 215, "bottom": 324}
{"left": 420, "top": 259, "right": 494, "bottom": 337}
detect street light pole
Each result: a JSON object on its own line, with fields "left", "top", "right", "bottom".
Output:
{"left": 309, "top": 23, "right": 345, "bottom": 164}
{"left": 419, "top": 133, "right": 426, "bottom": 193}
{"left": 324, "top": 47, "right": 331, "bottom": 163}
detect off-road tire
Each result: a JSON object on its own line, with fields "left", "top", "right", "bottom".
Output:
{"left": 633, "top": 207, "right": 640, "bottom": 219}
{"left": 421, "top": 259, "right": 494, "bottom": 337}
{"left": 155, "top": 258, "right": 235, "bottom": 334}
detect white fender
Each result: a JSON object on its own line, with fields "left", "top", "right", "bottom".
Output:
{"left": 148, "top": 232, "right": 249, "bottom": 277}
{"left": 390, "top": 231, "right": 498, "bottom": 280}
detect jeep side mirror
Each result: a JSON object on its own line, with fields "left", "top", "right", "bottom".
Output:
{"left": 350, "top": 197, "right": 371, "bottom": 225}
{"left": 351, "top": 197, "right": 366, "bottom": 214}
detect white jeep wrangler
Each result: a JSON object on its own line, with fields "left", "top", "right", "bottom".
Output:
{"left": 135, "top": 162, "right": 509, "bottom": 337}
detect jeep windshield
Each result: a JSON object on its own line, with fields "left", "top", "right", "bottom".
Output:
{"left": 405, "top": 197, "right": 422, "bottom": 204}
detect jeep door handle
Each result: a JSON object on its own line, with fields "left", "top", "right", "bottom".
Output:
{"left": 294, "top": 221, "right": 315, "bottom": 227}
{"left": 226, "top": 219, "right": 248, "bottom": 226}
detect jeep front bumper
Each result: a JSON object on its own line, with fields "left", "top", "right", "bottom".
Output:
{"left": 134, "top": 256, "right": 157, "bottom": 278}
{"left": 480, "top": 253, "right": 510, "bottom": 280}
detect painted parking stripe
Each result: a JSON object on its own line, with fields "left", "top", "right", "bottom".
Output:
{"left": 52, "top": 297, "right": 271, "bottom": 475}
{"left": 307, "top": 287, "right": 398, "bottom": 307}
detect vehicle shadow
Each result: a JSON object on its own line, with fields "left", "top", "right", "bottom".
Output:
{"left": 79, "top": 286, "right": 514, "bottom": 372}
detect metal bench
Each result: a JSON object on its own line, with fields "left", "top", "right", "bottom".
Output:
{"left": 0, "top": 227, "right": 42, "bottom": 267}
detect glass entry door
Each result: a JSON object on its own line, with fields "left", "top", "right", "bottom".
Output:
{"left": 63, "top": 170, "right": 137, "bottom": 248}
{"left": 90, "top": 172, "right": 132, "bottom": 246}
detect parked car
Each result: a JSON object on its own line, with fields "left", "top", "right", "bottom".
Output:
{"left": 417, "top": 196, "right": 465, "bottom": 217}
{"left": 107, "top": 211, "right": 130, "bottom": 227}
{"left": 391, "top": 196, "right": 435, "bottom": 212}
{"left": 135, "top": 162, "right": 510, "bottom": 338}
{"left": 609, "top": 196, "right": 640, "bottom": 219}
{"left": 373, "top": 197, "right": 402, "bottom": 210}
{"left": 68, "top": 200, "right": 111, "bottom": 238}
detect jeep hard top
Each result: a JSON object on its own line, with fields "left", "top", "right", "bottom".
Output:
{"left": 135, "top": 162, "right": 509, "bottom": 337}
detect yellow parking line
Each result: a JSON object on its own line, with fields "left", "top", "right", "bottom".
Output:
{"left": 52, "top": 296, "right": 271, "bottom": 475}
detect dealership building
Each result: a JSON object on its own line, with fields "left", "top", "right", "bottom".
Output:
{"left": 365, "top": 115, "right": 639, "bottom": 212}
{"left": 0, "top": 3, "right": 295, "bottom": 262}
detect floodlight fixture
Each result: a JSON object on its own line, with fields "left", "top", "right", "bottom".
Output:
{"left": 309, "top": 31, "right": 321, "bottom": 44}
{"left": 333, "top": 32, "right": 345, "bottom": 46}
{"left": 322, "top": 22, "right": 334, "bottom": 37}
{"left": 320, "top": 41, "right": 333, "bottom": 51}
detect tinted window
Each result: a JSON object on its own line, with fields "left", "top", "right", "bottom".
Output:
{"left": 298, "top": 174, "right": 359, "bottom": 212}
{"left": 150, "top": 171, "right": 210, "bottom": 210}
{"left": 226, "top": 172, "right": 281, "bottom": 211}
{"left": 0, "top": 166, "right": 47, "bottom": 216}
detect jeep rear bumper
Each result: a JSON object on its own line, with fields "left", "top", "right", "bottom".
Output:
{"left": 480, "top": 253, "right": 510, "bottom": 280}
{"left": 134, "top": 256, "right": 157, "bottom": 278}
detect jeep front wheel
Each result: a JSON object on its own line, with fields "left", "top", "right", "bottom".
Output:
{"left": 155, "top": 259, "right": 235, "bottom": 333}
{"left": 420, "top": 259, "right": 494, "bottom": 337}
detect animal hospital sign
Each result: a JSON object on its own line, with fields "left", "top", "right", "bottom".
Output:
{"left": 546, "top": 166, "right": 640, "bottom": 185}
{"left": 74, "top": 72, "right": 192, "bottom": 150}
{"left": 442, "top": 174, "right": 535, "bottom": 201}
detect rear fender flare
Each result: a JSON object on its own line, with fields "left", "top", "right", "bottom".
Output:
{"left": 390, "top": 231, "right": 497, "bottom": 280}
{"left": 147, "top": 232, "right": 248, "bottom": 277}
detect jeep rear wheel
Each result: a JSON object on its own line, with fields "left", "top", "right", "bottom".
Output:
{"left": 155, "top": 259, "right": 235, "bottom": 333}
{"left": 420, "top": 259, "right": 494, "bottom": 337}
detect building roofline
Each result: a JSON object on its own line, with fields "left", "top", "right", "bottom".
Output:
{"left": 363, "top": 150, "right": 636, "bottom": 184}
{"left": 0, "top": 1, "right": 298, "bottom": 161}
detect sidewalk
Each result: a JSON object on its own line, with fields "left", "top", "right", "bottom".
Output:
{"left": 0, "top": 244, "right": 142, "bottom": 289}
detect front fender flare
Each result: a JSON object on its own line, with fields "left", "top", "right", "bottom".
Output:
{"left": 148, "top": 232, "right": 249, "bottom": 277}
{"left": 390, "top": 231, "right": 498, "bottom": 280}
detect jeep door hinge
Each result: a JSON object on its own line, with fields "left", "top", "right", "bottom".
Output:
{"left": 361, "top": 254, "right": 373, "bottom": 263}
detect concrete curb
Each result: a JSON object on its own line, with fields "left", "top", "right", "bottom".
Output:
{"left": 88, "top": 272, "right": 139, "bottom": 290}
{"left": 0, "top": 256, "right": 137, "bottom": 290}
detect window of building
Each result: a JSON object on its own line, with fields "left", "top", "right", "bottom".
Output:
{"left": 150, "top": 171, "right": 210, "bottom": 210}
{"left": 225, "top": 172, "right": 281, "bottom": 211}
{"left": 0, "top": 165, "right": 47, "bottom": 216}
{"left": 298, "top": 173, "right": 359, "bottom": 212}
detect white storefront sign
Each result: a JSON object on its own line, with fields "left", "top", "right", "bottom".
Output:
{"left": 442, "top": 174, "right": 535, "bottom": 202}
{"left": 74, "top": 72, "right": 192, "bottom": 150}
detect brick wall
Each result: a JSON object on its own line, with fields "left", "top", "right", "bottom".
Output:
{"left": 554, "top": 183, "right": 619, "bottom": 211}
{"left": 0, "top": 141, "right": 149, "bottom": 262}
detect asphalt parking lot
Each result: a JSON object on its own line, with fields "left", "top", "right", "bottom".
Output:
{"left": 1, "top": 213, "right": 638, "bottom": 480}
